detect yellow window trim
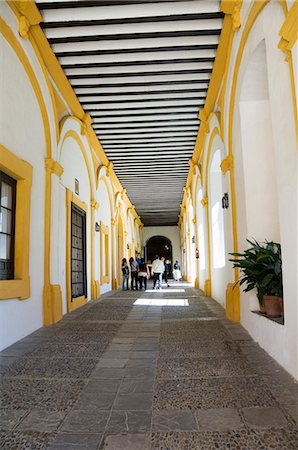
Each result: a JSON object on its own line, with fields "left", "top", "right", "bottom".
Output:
{"left": 65, "top": 188, "right": 88, "bottom": 312}
{"left": 0, "top": 144, "right": 32, "bottom": 300}
{"left": 100, "top": 221, "right": 110, "bottom": 285}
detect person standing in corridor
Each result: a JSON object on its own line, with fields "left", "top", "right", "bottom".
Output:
{"left": 173, "top": 260, "right": 182, "bottom": 281}
{"left": 161, "top": 256, "right": 170, "bottom": 287}
{"left": 129, "top": 256, "right": 139, "bottom": 290}
{"left": 121, "top": 258, "right": 129, "bottom": 290}
{"left": 138, "top": 258, "right": 149, "bottom": 290}
{"left": 152, "top": 255, "right": 164, "bottom": 289}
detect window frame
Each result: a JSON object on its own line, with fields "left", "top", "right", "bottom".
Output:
{"left": 0, "top": 171, "right": 17, "bottom": 280}
{"left": 66, "top": 188, "right": 88, "bottom": 312}
{"left": 0, "top": 144, "right": 32, "bottom": 300}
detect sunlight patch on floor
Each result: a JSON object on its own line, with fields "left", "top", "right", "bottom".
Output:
{"left": 134, "top": 298, "right": 189, "bottom": 306}
{"left": 145, "top": 289, "right": 185, "bottom": 293}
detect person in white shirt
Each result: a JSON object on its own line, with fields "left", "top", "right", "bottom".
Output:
{"left": 152, "top": 255, "right": 164, "bottom": 289}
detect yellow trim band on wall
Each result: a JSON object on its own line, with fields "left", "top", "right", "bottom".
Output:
{"left": 100, "top": 221, "right": 110, "bottom": 285}
{"left": 0, "top": 144, "right": 32, "bottom": 300}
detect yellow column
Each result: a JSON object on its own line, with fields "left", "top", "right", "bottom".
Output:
{"left": 201, "top": 196, "right": 211, "bottom": 297}
{"left": 90, "top": 200, "right": 100, "bottom": 300}
{"left": 220, "top": 155, "right": 240, "bottom": 321}
{"left": 111, "top": 217, "right": 118, "bottom": 290}
{"left": 193, "top": 217, "right": 200, "bottom": 288}
{"left": 43, "top": 158, "right": 64, "bottom": 325}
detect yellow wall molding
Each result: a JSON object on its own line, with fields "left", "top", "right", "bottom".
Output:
{"left": 204, "top": 279, "right": 211, "bottom": 297}
{"left": 100, "top": 221, "right": 110, "bottom": 285}
{"left": 201, "top": 197, "right": 208, "bottom": 207}
{"left": 90, "top": 200, "right": 99, "bottom": 210}
{"left": 226, "top": 282, "right": 240, "bottom": 322}
{"left": 220, "top": 155, "right": 234, "bottom": 174}
{"left": 50, "top": 284, "right": 62, "bottom": 323}
{"left": 65, "top": 188, "right": 88, "bottom": 313}
{"left": 18, "top": 15, "right": 30, "bottom": 38}
{"left": 0, "top": 144, "right": 32, "bottom": 301}
{"left": 194, "top": 277, "right": 199, "bottom": 288}
{"left": 221, "top": 0, "right": 241, "bottom": 30}
{"left": 90, "top": 198, "right": 99, "bottom": 300}
{"left": 106, "top": 161, "right": 114, "bottom": 177}
{"left": 61, "top": 129, "right": 94, "bottom": 198}
{"left": 45, "top": 158, "right": 64, "bottom": 178}
{"left": 278, "top": 2, "right": 298, "bottom": 58}
{"left": 8, "top": 3, "right": 60, "bottom": 143}
{"left": 278, "top": 1, "right": 298, "bottom": 143}
{"left": 14, "top": 0, "right": 42, "bottom": 24}
{"left": 0, "top": 17, "right": 51, "bottom": 160}
{"left": 198, "top": 108, "right": 210, "bottom": 134}
{"left": 91, "top": 280, "right": 100, "bottom": 300}
{"left": 15, "top": 0, "right": 42, "bottom": 39}
{"left": 80, "top": 113, "right": 92, "bottom": 136}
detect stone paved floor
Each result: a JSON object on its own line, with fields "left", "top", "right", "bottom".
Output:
{"left": 0, "top": 283, "right": 297, "bottom": 449}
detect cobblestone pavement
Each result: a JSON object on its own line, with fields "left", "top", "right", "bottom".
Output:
{"left": 1, "top": 283, "right": 297, "bottom": 449}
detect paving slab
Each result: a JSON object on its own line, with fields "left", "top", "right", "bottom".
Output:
{"left": 0, "top": 282, "right": 297, "bottom": 450}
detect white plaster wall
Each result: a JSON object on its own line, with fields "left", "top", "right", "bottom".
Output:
{"left": 97, "top": 178, "right": 112, "bottom": 294}
{"left": 227, "top": 3, "right": 297, "bottom": 378}
{"left": 142, "top": 226, "right": 180, "bottom": 266}
{"left": 0, "top": 32, "right": 46, "bottom": 349}
{"left": 196, "top": 187, "right": 208, "bottom": 290}
{"left": 208, "top": 148, "right": 229, "bottom": 305}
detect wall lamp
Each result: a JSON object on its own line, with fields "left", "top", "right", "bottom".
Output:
{"left": 95, "top": 222, "right": 100, "bottom": 232}
{"left": 222, "top": 193, "right": 229, "bottom": 209}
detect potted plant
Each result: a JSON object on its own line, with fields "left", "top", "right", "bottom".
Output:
{"left": 229, "top": 240, "right": 283, "bottom": 318}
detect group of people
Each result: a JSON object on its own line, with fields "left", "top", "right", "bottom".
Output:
{"left": 121, "top": 253, "right": 181, "bottom": 291}
{"left": 121, "top": 255, "right": 149, "bottom": 291}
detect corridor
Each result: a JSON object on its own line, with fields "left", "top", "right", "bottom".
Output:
{"left": 1, "top": 282, "right": 297, "bottom": 449}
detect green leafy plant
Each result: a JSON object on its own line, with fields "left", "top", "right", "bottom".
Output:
{"left": 229, "top": 240, "right": 283, "bottom": 307}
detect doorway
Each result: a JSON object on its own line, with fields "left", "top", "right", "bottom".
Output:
{"left": 146, "top": 235, "right": 173, "bottom": 276}
{"left": 71, "top": 203, "right": 87, "bottom": 299}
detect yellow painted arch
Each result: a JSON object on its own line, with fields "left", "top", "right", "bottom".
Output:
{"left": 0, "top": 17, "right": 51, "bottom": 158}
{"left": 227, "top": 0, "right": 297, "bottom": 267}
{"left": 61, "top": 129, "right": 94, "bottom": 199}
{"left": 7, "top": 1, "right": 60, "bottom": 143}
{"left": 98, "top": 175, "right": 115, "bottom": 221}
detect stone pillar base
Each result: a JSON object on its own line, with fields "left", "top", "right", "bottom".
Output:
{"left": 226, "top": 282, "right": 240, "bottom": 322}
{"left": 204, "top": 279, "right": 211, "bottom": 297}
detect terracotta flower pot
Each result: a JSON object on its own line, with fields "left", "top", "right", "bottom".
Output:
{"left": 264, "top": 295, "right": 282, "bottom": 318}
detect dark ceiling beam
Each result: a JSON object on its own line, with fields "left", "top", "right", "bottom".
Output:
{"left": 76, "top": 88, "right": 207, "bottom": 97}
{"left": 48, "top": 29, "right": 221, "bottom": 44}
{"left": 55, "top": 44, "right": 218, "bottom": 57}
{"left": 38, "top": 1, "right": 222, "bottom": 10}
{"left": 70, "top": 79, "right": 210, "bottom": 88}
{"left": 62, "top": 57, "right": 215, "bottom": 69}
{"left": 42, "top": 12, "right": 223, "bottom": 28}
